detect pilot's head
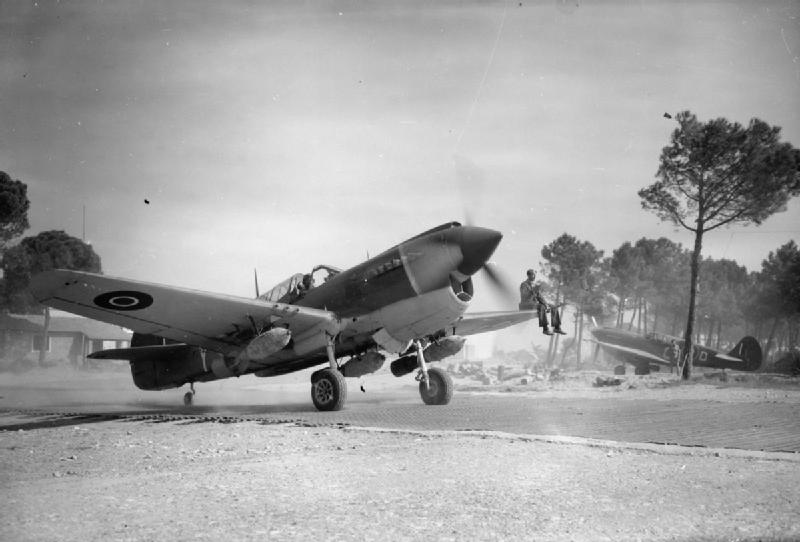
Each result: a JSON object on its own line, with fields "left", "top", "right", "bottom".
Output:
{"left": 526, "top": 269, "right": 536, "bottom": 280}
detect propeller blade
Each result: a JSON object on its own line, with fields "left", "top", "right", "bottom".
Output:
{"left": 481, "top": 262, "right": 518, "bottom": 307}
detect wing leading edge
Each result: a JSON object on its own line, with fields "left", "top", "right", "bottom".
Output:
{"left": 596, "top": 341, "right": 669, "bottom": 366}
{"left": 449, "top": 310, "right": 537, "bottom": 337}
{"left": 30, "top": 269, "right": 339, "bottom": 356}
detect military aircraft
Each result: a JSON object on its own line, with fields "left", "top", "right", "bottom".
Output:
{"left": 30, "top": 222, "right": 535, "bottom": 411}
{"left": 590, "top": 326, "right": 762, "bottom": 375}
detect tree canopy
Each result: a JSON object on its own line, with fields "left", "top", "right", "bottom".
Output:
{"left": 541, "top": 233, "right": 605, "bottom": 366}
{"left": 640, "top": 111, "right": 800, "bottom": 233}
{"left": 638, "top": 111, "right": 800, "bottom": 378}
{"left": 0, "top": 171, "right": 30, "bottom": 249}
{"left": 2, "top": 230, "right": 102, "bottom": 313}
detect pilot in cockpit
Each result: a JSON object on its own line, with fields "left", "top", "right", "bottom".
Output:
{"left": 296, "top": 273, "right": 315, "bottom": 298}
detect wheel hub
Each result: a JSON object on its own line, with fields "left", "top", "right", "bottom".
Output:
{"left": 314, "top": 379, "right": 334, "bottom": 404}
{"left": 424, "top": 378, "right": 439, "bottom": 398}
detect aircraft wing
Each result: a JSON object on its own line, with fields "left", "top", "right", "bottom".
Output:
{"left": 30, "top": 270, "right": 339, "bottom": 356}
{"left": 449, "top": 310, "right": 537, "bottom": 337}
{"left": 597, "top": 341, "right": 668, "bottom": 366}
{"left": 714, "top": 353, "right": 740, "bottom": 362}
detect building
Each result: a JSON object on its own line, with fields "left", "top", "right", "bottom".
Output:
{"left": 0, "top": 312, "right": 131, "bottom": 370}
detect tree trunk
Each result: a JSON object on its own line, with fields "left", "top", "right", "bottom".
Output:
{"left": 670, "top": 311, "right": 680, "bottom": 336}
{"left": 705, "top": 319, "right": 714, "bottom": 347}
{"left": 38, "top": 307, "right": 50, "bottom": 368}
{"left": 636, "top": 297, "right": 642, "bottom": 333}
{"left": 616, "top": 295, "right": 625, "bottom": 328}
{"left": 576, "top": 305, "right": 584, "bottom": 368}
{"left": 682, "top": 228, "right": 704, "bottom": 380}
{"left": 546, "top": 287, "right": 562, "bottom": 366}
{"left": 715, "top": 320, "right": 722, "bottom": 350}
{"left": 652, "top": 306, "right": 660, "bottom": 335}
{"left": 763, "top": 317, "right": 781, "bottom": 362}
{"left": 628, "top": 296, "right": 638, "bottom": 331}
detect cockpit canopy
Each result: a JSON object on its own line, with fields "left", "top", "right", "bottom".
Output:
{"left": 259, "top": 264, "right": 342, "bottom": 304}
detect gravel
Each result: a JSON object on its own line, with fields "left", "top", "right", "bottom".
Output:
{"left": 2, "top": 417, "right": 799, "bottom": 542}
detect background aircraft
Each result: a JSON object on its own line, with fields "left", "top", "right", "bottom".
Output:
{"left": 31, "top": 222, "right": 535, "bottom": 411}
{"left": 590, "top": 327, "right": 762, "bottom": 376}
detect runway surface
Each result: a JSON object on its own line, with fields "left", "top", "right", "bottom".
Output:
{"left": 2, "top": 370, "right": 799, "bottom": 453}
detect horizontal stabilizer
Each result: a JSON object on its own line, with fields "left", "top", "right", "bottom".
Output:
{"left": 89, "top": 344, "right": 193, "bottom": 362}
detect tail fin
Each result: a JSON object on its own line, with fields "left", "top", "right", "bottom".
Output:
{"left": 728, "top": 336, "right": 762, "bottom": 371}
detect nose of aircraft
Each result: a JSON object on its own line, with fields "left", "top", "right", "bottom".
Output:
{"left": 457, "top": 226, "right": 503, "bottom": 276}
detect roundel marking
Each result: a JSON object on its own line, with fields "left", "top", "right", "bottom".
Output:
{"left": 94, "top": 291, "right": 154, "bottom": 311}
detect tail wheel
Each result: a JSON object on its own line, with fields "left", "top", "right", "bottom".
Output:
{"left": 311, "top": 368, "right": 347, "bottom": 411}
{"left": 183, "top": 383, "right": 195, "bottom": 406}
{"left": 419, "top": 367, "right": 453, "bottom": 406}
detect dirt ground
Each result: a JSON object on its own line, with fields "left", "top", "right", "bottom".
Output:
{"left": 1, "top": 418, "right": 798, "bottom": 542}
{"left": 1, "top": 368, "right": 800, "bottom": 541}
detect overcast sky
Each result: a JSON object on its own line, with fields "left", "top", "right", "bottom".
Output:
{"left": 2, "top": 0, "right": 799, "bottom": 311}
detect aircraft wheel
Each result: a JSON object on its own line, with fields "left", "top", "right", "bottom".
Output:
{"left": 183, "top": 391, "right": 194, "bottom": 406}
{"left": 311, "top": 368, "right": 347, "bottom": 411}
{"left": 419, "top": 367, "right": 453, "bottom": 406}
{"left": 634, "top": 366, "right": 651, "bottom": 376}
{"left": 613, "top": 365, "right": 626, "bottom": 376}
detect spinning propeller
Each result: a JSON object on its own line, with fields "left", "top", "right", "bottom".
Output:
{"left": 452, "top": 155, "right": 518, "bottom": 307}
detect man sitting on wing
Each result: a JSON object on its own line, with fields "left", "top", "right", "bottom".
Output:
{"left": 519, "top": 269, "right": 566, "bottom": 336}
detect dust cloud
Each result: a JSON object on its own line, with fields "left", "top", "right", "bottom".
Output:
{"left": 0, "top": 364, "right": 417, "bottom": 414}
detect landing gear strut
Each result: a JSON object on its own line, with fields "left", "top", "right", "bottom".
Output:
{"left": 310, "top": 334, "right": 347, "bottom": 411}
{"left": 413, "top": 341, "right": 453, "bottom": 405}
{"left": 183, "top": 383, "right": 195, "bottom": 406}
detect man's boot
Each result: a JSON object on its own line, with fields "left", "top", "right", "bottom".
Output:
{"left": 554, "top": 327, "right": 567, "bottom": 335}
{"left": 542, "top": 327, "right": 553, "bottom": 336}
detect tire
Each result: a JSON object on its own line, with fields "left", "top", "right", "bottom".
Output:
{"left": 613, "top": 365, "right": 626, "bottom": 376}
{"left": 419, "top": 367, "right": 453, "bottom": 406}
{"left": 183, "top": 392, "right": 194, "bottom": 406}
{"left": 311, "top": 368, "right": 347, "bottom": 411}
{"left": 634, "top": 365, "right": 651, "bottom": 376}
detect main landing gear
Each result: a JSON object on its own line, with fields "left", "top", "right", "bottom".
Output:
{"left": 418, "top": 367, "right": 453, "bottom": 405}
{"left": 310, "top": 333, "right": 347, "bottom": 412}
{"left": 183, "top": 383, "right": 196, "bottom": 406}
{"left": 310, "top": 368, "right": 347, "bottom": 411}
{"left": 414, "top": 340, "right": 453, "bottom": 406}
{"left": 308, "top": 334, "right": 455, "bottom": 411}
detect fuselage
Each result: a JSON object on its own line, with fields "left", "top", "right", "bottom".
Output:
{"left": 591, "top": 327, "right": 762, "bottom": 372}
{"left": 249, "top": 222, "right": 502, "bottom": 375}
{"left": 32, "top": 222, "right": 507, "bottom": 395}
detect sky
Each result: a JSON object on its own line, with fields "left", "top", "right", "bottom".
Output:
{"left": 2, "top": 0, "right": 799, "bottom": 313}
